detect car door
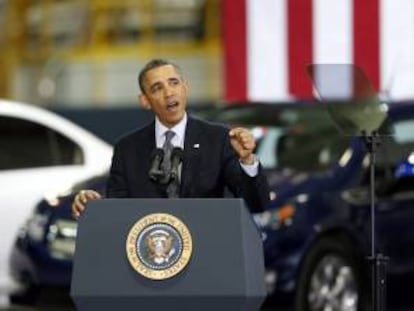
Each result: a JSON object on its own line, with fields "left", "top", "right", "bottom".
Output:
{"left": 376, "top": 178, "right": 414, "bottom": 273}
{"left": 375, "top": 117, "right": 414, "bottom": 274}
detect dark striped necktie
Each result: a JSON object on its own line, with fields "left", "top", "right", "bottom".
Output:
{"left": 161, "top": 130, "right": 175, "bottom": 177}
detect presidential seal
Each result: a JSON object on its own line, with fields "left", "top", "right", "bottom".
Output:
{"left": 126, "top": 213, "right": 193, "bottom": 280}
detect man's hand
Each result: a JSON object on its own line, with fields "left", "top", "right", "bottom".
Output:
{"left": 229, "top": 127, "right": 256, "bottom": 165}
{"left": 72, "top": 190, "right": 102, "bottom": 219}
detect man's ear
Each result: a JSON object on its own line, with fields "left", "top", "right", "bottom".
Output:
{"left": 139, "top": 94, "right": 152, "bottom": 110}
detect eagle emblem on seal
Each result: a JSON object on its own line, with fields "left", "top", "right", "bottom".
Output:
{"left": 146, "top": 229, "right": 176, "bottom": 264}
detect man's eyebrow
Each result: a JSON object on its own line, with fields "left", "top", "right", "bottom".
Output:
{"left": 168, "top": 77, "right": 180, "bottom": 82}
{"left": 148, "top": 76, "right": 181, "bottom": 91}
{"left": 149, "top": 81, "right": 162, "bottom": 90}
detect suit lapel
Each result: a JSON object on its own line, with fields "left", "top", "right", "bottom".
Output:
{"left": 142, "top": 121, "right": 156, "bottom": 149}
{"left": 180, "top": 117, "right": 202, "bottom": 197}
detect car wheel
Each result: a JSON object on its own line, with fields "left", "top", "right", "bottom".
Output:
{"left": 9, "top": 287, "right": 39, "bottom": 306}
{"left": 295, "top": 236, "right": 367, "bottom": 311}
{"left": 9, "top": 274, "right": 39, "bottom": 306}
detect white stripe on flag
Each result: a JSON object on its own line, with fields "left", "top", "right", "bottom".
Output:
{"left": 380, "top": 0, "right": 414, "bottom": 99}
{"left": 313, "top": 0, "right": 353, "bottom": 64}
{"left": 247, "top": 0, "right": 288, "bottom": 101}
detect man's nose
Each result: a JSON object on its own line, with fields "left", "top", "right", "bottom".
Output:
{"left": 164, "top": 85, "right": 174, "bottom": 97}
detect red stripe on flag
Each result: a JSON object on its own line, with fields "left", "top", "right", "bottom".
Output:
{"left": 287, "top": 0, "right": 313, "bottom": 99}
{"left": 222, "top": 0, "right": 247, "bottom": 102}
{"left": 353, "top": 0, "right": 380, "bottom": 91}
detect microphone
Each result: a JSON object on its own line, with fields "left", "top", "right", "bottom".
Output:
{"left": 148, "top": 148, "right": 164, "bottom": 182}
{"left": 170, "top": 147, "right": 184, "bottom": 181}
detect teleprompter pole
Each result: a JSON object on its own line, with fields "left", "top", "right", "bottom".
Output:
{"left": 363, "top": 130, "right": 388, "bottom": 311}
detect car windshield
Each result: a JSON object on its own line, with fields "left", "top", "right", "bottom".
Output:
{"left": 254, "top": 125, "right": 350, "bottom": 172}
{"left": 202, "top": 103, "right": 350, "bottom": 173}
{"left": 200, "top": 104, "right": 414, "bottom": 174}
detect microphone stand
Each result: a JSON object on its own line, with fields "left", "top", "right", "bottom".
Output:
{"left": 363, "top": 130, "right": 388, "bottom": 311}
{"left": 148, "top": 147, "right": 181, "bottom": 198}
{"left": 166, "top": 147, "right": 183, "bottom": 198}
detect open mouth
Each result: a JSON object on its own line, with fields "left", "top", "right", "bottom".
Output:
{"left": 167, "top": 101, "right": 179, "bottom": 111}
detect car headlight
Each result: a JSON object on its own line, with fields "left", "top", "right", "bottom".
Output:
{"left": 47, "top": 219, "right": 78, "bottom": 260}
{"left": 26, "top": 213, "right": 49, "bottom": 242}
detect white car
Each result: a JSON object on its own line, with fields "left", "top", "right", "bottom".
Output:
{"left": 0, "top": 100, "right": 112, "bottom": 294}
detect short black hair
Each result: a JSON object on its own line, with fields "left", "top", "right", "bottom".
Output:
{"left": 138, "top": 59, "right": 183, "bottom": 94}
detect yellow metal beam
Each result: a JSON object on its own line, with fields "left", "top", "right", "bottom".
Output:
{"left": 0, "top": 0, "right": 222, "bottom": 101}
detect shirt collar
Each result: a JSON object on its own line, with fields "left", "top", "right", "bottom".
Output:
{"left": 155, "top": 113, "right": 187, "bottom": 148}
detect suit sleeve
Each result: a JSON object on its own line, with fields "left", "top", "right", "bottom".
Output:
{"left": 106, "top": 143, "right": 129, "bottom": 198}
{"left": 221, "top": 133, "right": 270, "bottom": 213}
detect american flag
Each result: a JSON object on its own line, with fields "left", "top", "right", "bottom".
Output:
{"left": 223, "top": 0, "right": 414, "bottom": 102}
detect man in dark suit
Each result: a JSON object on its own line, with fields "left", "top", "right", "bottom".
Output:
{"left": 72, "top": 59, "right": 269, "bottom": 217}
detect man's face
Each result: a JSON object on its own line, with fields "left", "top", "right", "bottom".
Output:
{"left": 140, "top": 64, "right": 188, "bottom": 128}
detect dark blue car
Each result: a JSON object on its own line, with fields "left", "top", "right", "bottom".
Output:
{"left": 247, "top": 102, "right": 414, "bottom": 310}
{"left": 9, "top": 102, "right": 414, "bottom": 310}
{"left": 9, "top": 175, "right": 107, "bottom": 305}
